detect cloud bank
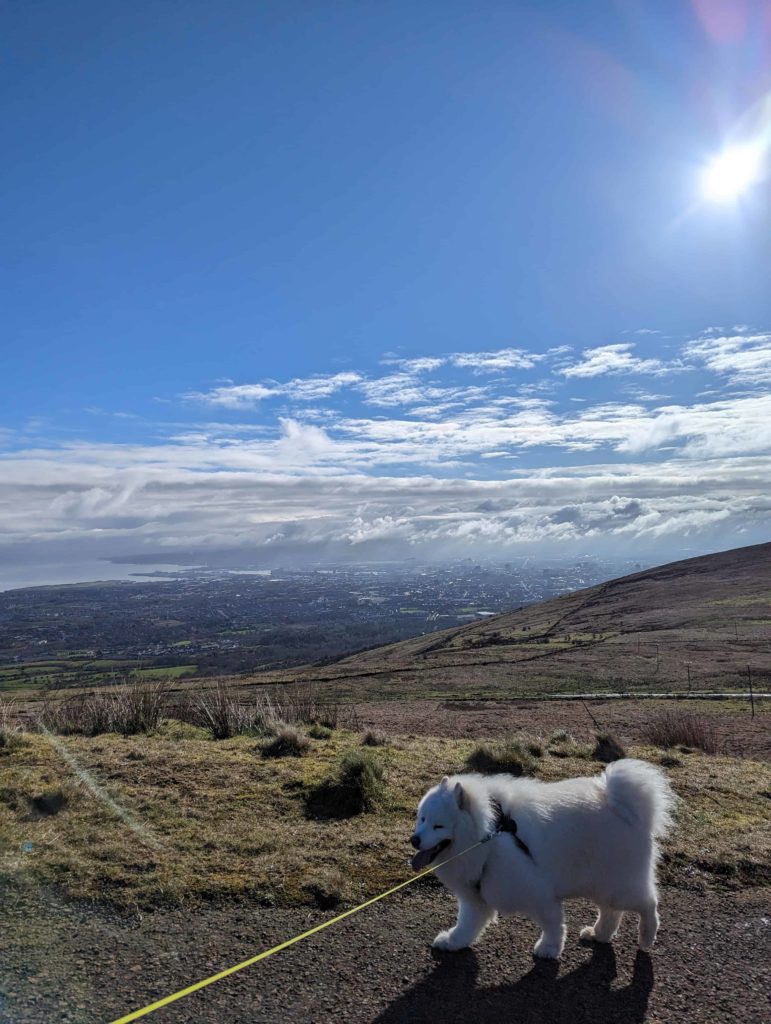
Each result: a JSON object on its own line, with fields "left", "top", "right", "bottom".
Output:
{"left": 1, "top": 330, "right": 770, "bottom": 575}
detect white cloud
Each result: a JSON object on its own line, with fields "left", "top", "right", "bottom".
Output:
{"left": 684, "top": 332, "right": 771, "bottom": 386}
{"left": 559, "top": 343, "right": 667, "bottom": 378}
{"left": 450, "top": 348, "right": 543, "bottom": 373}
{"left": 187, "top": 372, "right": 362, "bottom": 408}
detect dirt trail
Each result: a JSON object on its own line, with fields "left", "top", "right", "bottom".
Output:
{"left": 2, "top": 880, "right": 769, "bottom": 1024}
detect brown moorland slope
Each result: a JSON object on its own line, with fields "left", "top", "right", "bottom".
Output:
{"left": 248, "top": 541, "right": 771, "bottom": 700}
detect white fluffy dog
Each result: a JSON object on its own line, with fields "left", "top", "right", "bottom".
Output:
{"left": 410, "top": 760, "right": 675, "bottom": 959}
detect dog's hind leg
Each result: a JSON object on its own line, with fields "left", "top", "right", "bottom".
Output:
{"left": 432, "top": 894, "right": 497, "bottom": 951}
{"left": 532, "top": 901, "right": 566, "bottom": 960}
{"left": 580, "top": 907, "right": 623, "bottom": 943}
{"left": 637, "top": 899, "right": 659, "bottom": 950}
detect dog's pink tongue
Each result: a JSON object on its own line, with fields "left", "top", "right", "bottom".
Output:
{"left": 411, "top": 848, "right": 434, "bottom": 871}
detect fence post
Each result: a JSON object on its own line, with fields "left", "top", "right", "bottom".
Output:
{"left": 686, "top": 663, "right": 691, "bottom": 693}
{"left": 747, "top": 665, "right": 755, "bottom": 719}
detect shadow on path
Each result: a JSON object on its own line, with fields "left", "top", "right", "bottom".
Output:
{"left": 374, "top": 945, "right": 653, "bottom": 1024}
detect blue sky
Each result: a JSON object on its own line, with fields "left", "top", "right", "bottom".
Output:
{"left": 2, "top": 1, "right": 771, "bottom": 582}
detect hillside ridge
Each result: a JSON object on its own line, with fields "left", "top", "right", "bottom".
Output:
{"left": 261, "top": 540, "right": 771, "bottom": 699}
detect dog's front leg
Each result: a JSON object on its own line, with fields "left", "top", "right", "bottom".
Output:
{"left": 433, "top": 894, "right": 497, "bottom": 951}
{"left": 532, "top": 901, "right": 566, "bottom": 960}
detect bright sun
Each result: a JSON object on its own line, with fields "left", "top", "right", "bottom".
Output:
{"left": 701, "top": 145, "right": 762, "bottom": 202}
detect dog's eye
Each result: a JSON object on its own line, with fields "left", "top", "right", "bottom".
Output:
{"left": 420, "top": 817, "right": 425, "bottom": 823}
{"left": 433, "top": 824, "right": 445, "bottom": 830}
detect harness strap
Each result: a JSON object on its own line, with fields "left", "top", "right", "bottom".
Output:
{"left": 490, "top": 800, "right": 535, "bottom": 861}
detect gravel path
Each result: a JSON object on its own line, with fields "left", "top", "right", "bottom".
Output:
{"left": 2, "top": 880, "right": 769, "bottom": 1024}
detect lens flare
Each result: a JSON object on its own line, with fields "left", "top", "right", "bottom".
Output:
{"left": 701, "top": 145, "right": 762, "bottom": 202}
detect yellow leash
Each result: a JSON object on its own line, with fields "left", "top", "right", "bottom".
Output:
{"left": 108, "top": 835, "right": 494, "bottom": 1024}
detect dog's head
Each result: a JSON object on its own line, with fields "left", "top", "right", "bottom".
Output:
{"left": 409, "top": 775, "right": 469, "bottom": 870}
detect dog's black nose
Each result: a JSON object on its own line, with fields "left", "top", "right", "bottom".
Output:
{"left": 409, "top": 833, "right": 421, "bottom": 849}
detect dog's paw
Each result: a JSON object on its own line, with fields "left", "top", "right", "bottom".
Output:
{"left": 432, "top": 930, "right": 467, "bottom": 952}
{"left": 533, "top": 936, "right": 563, "bottom": 960}
{"left": 579, "top": 926, "right": 596, "bottom": 942}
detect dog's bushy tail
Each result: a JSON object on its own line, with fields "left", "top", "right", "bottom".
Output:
{"left": 604, "top": 759, "right": 676, "bottom": 837}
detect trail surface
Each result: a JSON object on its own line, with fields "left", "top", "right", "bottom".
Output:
{"left": 2, "top": 880, "right": 768, "bottom": 1024}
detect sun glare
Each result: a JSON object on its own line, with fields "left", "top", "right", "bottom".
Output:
{"left": 701, "top": 145, "right": 762, "bottom": 202}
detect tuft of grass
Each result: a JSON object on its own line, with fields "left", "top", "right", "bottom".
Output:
{"left": 466, "top": 738, "right": 538, "bottom": 777}
{"left": 302, "top": 867, "right": 345, "bottom": 909}
{"left": 361, "top": 729, "right": 389, "bottom": 747}
{"left": 151, "top": 718, "right": 210, "bottom": 741}
{"left": 660, "top": 754, "right": 682, "bottom": 768}
{"left": 547, "top": 732, "right": 592, "bottom": 759}
{"left": 642, "top": 711, "right": 721, "bottom": 754}
{"left": 28, "top": 788, "right": 68, "bottom": 818}
{"left": 307, "top": 723, "right": 333, "bottom": 740}
{"left": 591, "top": 732, "right": 626, "bottom": 763}
{"left": 270, "top": 684, "right": 360, "bottom": 731}
{"left": 306, "top": 750, "right": 386, "bottom": 818}
{"left": 261, "top": 725, "right": 310, "bottom": 758}
{"left": 34, "top": 685, "right": 168, "bottom": 737}
{"left": 0, "top": 701, "right": 26, "bottom": 754}
{"left": 185, "top": 684, "right": 278, "bottom": 740}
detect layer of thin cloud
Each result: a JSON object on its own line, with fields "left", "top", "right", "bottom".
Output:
{"left": 2, "top": 328, "right": 769, "bottom": 573}
{"left": 559, "top": 343, "right": 667, "bottom": 378}
{"left": 684, "top": 332, "right": 771, "bottom": 386}
{"left": 449, "top": 348, "right": 543, "bottom": 372}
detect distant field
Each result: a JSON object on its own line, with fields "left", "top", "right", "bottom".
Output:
{"left": 0, "top": 658, "right": 197, "bottom": 692}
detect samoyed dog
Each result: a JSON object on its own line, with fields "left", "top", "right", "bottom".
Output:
{"left": 410, "top": 760, "right": 675, "bottom": 959}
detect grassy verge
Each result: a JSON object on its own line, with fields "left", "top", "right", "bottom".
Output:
{"left": 1, "top": 726, "right": 768, "bottom": 913}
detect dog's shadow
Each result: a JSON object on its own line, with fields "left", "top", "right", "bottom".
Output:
{"left": 373, "top": 944, "right": 653, "bottom": 1024}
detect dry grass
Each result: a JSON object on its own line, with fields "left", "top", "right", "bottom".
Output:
{"left": 642, "top": 710, "right": 721, "bottom": 754}
{"left": 0, "top": 727, "right": 768, "bottom": 912}
{"left": 33, "top": 684, "right": 169, "bottom": 737}
{"left": 186, "top": 683, "right": 278, "bottom": 739}
{"left": 466, "top": 736, "right": 541, "bottom": 776}
{"left": 22, "top": 682, "right": 358, "bottom": 741}
{"left": 0, "top": 701, "right": 25, "bottom": 754}
{"left": 261, "top": 725, "right": 311, "bottom": 758}
{"left": 361, "top": 729, "right": 389, "bottom": 747}
{"left": 591, "top": 732, "right": 627, "bottom": 763}
{"left": 306, "top": 750, "right": 387, "bottom": 818}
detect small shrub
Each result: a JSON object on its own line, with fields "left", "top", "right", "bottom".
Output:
{"left": 306, "top": 750, "right": 386, "bottom": 818}
{"left": 642, "top": 711, "right": 720, "bottom": 754}
{"left": 592, "top": 732, "right": 626, "bottom": 763}
{"left": 466, "top": 739, "right": 537, "bottom": 777}
{"left": 262, "top": 726, "right": 310, "bottom": 758}
{"left": 307, "top": 723, "right": 333, "bottom": 740}
{"left": 361, "top": 729, "right": 389, "bottom": 747}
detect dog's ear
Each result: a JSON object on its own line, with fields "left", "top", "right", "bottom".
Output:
{"left": 454, "top": 782, "right": 467, "bottom": 810}
{"left": 440, "top": 775, "right": 450, "bottom": 788}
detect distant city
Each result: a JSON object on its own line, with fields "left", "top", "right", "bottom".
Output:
{"left": 0, "top": 557, "right": 647, "bottom": 689}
